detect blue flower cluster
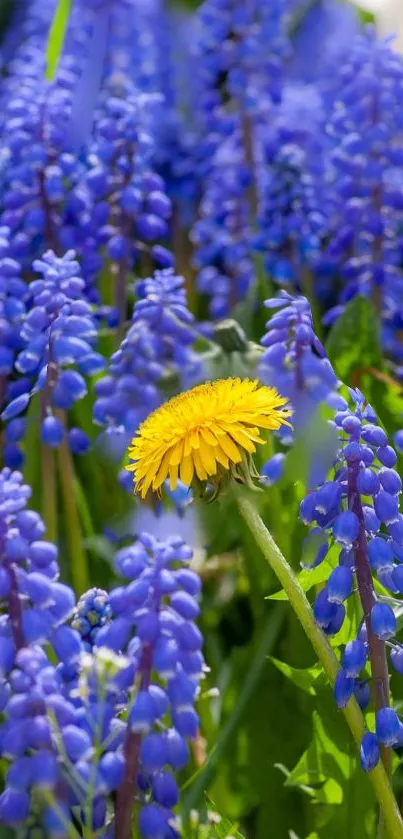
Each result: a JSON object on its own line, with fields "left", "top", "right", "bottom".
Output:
{"left": 322, "top": 30, "right": 403, "bottom": 350}
{"left": 94, "top": 268, "right": 201, "bottom": 444}
{"left": 72, "top": 587, "right": 112, "bottom": 650}
{"left": 1, "top": 250, "right": 104, "bottom": 461}
{"left": 0, "top": 226, "right": 28, "bottom": 403}
{"left": 0, "top": 527, "right": 204, "bottom": 838}
{"left": 259, "top": 291, "right": 338, "bottom": 414}
{"left": 110, "top": 532, "right": 203, "bottom": 839}
{"left": 190, "top": 0, "right": 291, "bottom": 318}
{"left": 0, "top": 467, "right": 73, "bottom": 669}
{"left": 254, "top": 140, "right": 327, "bottom": 290}
{"left": 300, "top": 388, "right": 403, "bottom": 769}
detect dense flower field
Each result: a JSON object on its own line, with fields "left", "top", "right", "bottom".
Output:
{"left": 3, "top": 0, "right": 403, "bottom": 837}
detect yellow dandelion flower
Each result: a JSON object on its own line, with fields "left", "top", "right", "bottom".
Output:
{"left": 127, "top": 378, "right": 292, "bottom": 500}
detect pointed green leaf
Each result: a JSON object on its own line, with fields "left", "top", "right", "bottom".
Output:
{"left": 45, "top": 0, "right": 73, "bottom": 80}
{"left": 204, "top": 797, "right": 246, "bottom": 839}
{"left": 269, "top": 657, "right": 322, "bottom": 695}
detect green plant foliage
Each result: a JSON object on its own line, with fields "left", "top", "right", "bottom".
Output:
{"left": 45, "top": 0, "right": 72, "bottom": 80}
{"left": 272, "top": 660, "right": 376, "bottom": 838}
{"left": 325, "top": 295, "right": 382, "bottom": 383}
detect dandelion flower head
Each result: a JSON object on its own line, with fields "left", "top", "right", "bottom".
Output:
{"left": 127, "top": 378, "right": 292, "bottom": 499}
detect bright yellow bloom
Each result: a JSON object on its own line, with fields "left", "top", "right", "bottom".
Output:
{"left": 127, "top": 378, "right": 292, "bottom": 499}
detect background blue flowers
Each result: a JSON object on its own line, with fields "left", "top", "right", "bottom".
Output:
{"left": 2, "top": 1, "right": 403, "bottom": 838}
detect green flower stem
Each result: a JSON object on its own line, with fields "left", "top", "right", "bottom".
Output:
{"left": 41, "top": 441, "right": 57, "bottom": 542}
{"left": 236, "top": 491, "right": 403, "bottom": 839}
{"left": 56, "top": 423, "right": 89, "bottom": 594}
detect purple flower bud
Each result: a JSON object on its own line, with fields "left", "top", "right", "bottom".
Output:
{"left": 151, "top": 770, "right": 179, "bottom": 808}
{"left": 99, "top": 752, "right": 125, "bottom": 792}
{"left": 171, "top": 592, "right": 200, "bottom": 621}
{"left": 67, "top": 427, "right": 91, "bottom": 454}
{"left": 62, "top": 725, "right": 93, "bottom": 762}
{"left": 376, "top": 707, "right": 400, "bottom": 746}
{"left": 363, "top": 505, "right": 380, "bottom": 533}
{"left": 342, "top": 640, "right": 367, "bottom": 676}
{"left": 371, "top": 602, "right": 396, "bottom": 640}
{"left": 323, "top": 604, "right": 346, "bottom": 635}
{"left": 357, "top": 468, "right": 380, "bottom": 496}
{"left": 29, "top": 540, "right": 58, "bottom": 569}
{"left": 51, "top": 625, "right": 82, "bottom": 663}
{"left": 327, "top": 566, "right": 353, "bottom": 603}
{"left": 379, "top": 468, "right": 402, "bottom": 495}
{"left": 1, "top": 393, "right": 30, "bottom": 421}
{"left": 314, "top": 588, "right": 337, "bottom": 627}
{"left": 172, "top": 707, "right": 199, "bottom": 738}
{"left": 140, "top": 733, "right": 168, "bottom": 772}
{"left": 261, "top": 453, "right": 285, "bottom": 485}
{"left": 333, "top": 511, "right": 359, "bottom": 547}
{"left": 40, "top": 416, "right": 64, "bottom": 447}
{"left": 361, "top": 424, "right": 387, "bottom": 447}
{"left": 31, "top": 751, "right": 59, "bottom": 788}
{"left": 175, "top": 569, "right": 202, "bottom": 597}
{"left": 314, "top": 482, "right": 342, "bottom": 516}
{"left": 392, "top": 565, "right": 403, "bottom": 593}
{"left": 334, "top": 669, "right": 355, "bottom": 708}
{"left": 138, "top": 804, "right": 171, "bottom": 839}
{"left": 368, "top": 537, "right": 394, "bottom": 572}
{"left": 95, "top": 617, "right": 131, "bottom": 651}
{"left": 390, "top": 645, "right": 403, "bottom": 674}
{"left": 354, "top": 680, "right": 371, "bottom": 710}
{"left": 360, "top": 732, "right": 380, "bottom": 771}
{"left": 164, "top": 728, "right": 189, "bottom": 770}
{"left": 130, "top": 691, "right": 161, "bottom": 734}
{"left": 377, "top": 446, "right": 397, "bottom": 467}
{"left": 0, "top": 788, "right": 30, "bottom": 825}
{"left": 374, "top": 490, "right": 399, "bottom": 525}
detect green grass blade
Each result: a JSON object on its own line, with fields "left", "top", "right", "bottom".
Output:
{"left": 45, "top": 0, "right": 73, "bottom": 80}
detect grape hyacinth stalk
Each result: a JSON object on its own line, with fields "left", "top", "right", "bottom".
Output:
{"left": 301, "top": 387, "right": 403, "bottom": 774}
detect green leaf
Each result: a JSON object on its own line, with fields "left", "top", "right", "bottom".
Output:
{"left": 268, "top": 546, "right": 338, "bottom": 600}
{"left": 269, "top": 658, "right": 322, "bottom": 695}
{"left": 204, "top": 797, "right": 246, "bottom": 839}
{"left": 285, "top": 695, "right": 376, "bottom": 839}
{"left": 45, "top": 0, "right": 73, "bottom": 81}
{"left": 286, "top": 712, "right": 350, "bottom": 789}
{"left": 325, "top": 295, "right": 382, "bottom": 383}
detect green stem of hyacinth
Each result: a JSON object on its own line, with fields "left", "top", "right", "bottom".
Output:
{"left": 236, "top": 491, "right": 403, "bottom": 839}
{"left": 56, "top": 426, "right": 89, "bottom": 595}
{"left": 42, "top": 442, "right": 57, "bottom": 542}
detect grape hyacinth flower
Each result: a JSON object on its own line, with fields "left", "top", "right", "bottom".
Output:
{"left": 301, "top": 388, "right": 403, "bottom": 768}
{"left": 190, "top": 0, "right": 291, "bottom": 318}
{"left": 93, "top": 268, "right": 201, "bottom": 448}
{"left": 259, "top": 291, "right": 339, "bottom": 414}
{"left": 0, "top": 642, "right": 131, "bottom": 835}
{"left": 0, "top": 467, "right": 75, "bottom": 669}
{"left": 77, "top": 77, "right": 174, "bottom": 322}
{"left": 0, "top": 226, "right": 28, "bottom": 412}
{"left": 322, "top": 29, "right": 403, "bottom": 362}
{"left": 97, "top": 532, "right": 204, "bottom": 839}
{"left": 71, "top": 587, "right": 112, "bottom": 650}
{"left": 1, "top": 249, "right": 104, "bottom": 461}
{"left": 0, "top": 530, "right": 204, "bottom": 838}
{"left": 259, "top": 291, "right": 340, "bottom": 486}
{"left": 254, "top": 141, "right": 328, "bottom": 291}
